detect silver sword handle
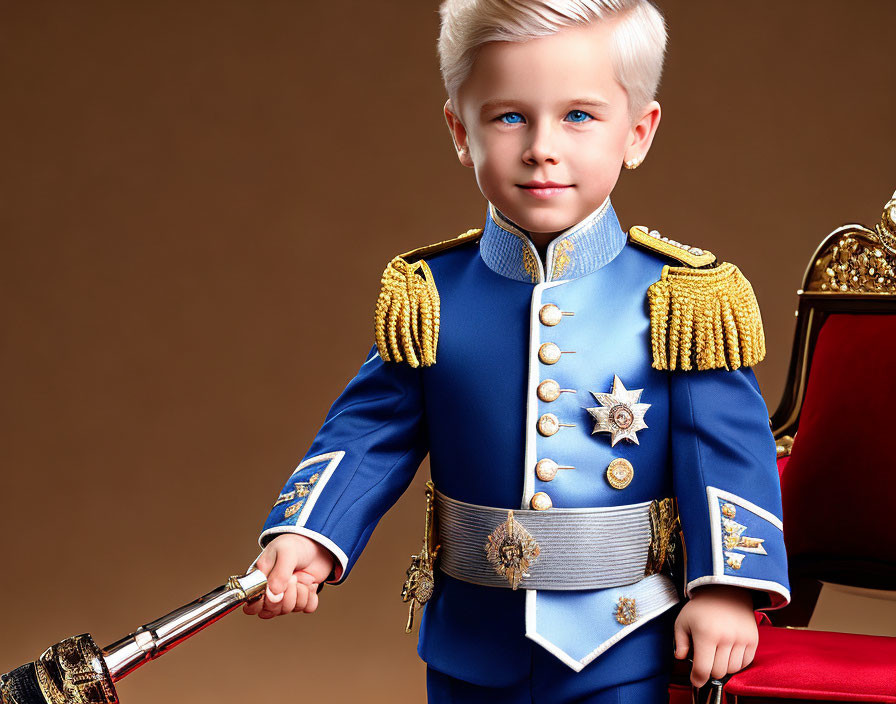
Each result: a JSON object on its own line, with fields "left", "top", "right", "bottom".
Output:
{"left": 101, "top": 570, "right": 267, "bottom": 682}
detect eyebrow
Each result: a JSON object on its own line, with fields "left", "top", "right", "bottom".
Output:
{"left": 480, "top": 97, "right": 611, "bottom": 116}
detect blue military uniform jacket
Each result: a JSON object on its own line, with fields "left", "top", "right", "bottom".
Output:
{"left": 259, "top": 197, "right": 790, "bottom": 685}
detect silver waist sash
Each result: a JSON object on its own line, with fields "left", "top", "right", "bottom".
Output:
{"left": 434, "top": 490, "right": 660, "bottom": 590}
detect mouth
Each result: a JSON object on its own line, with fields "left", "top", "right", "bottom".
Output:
{"left": 519, "top": 180, "right": 571, "bottom": 188}
{"left": 518, "top": 181, "right": 573, "bottom": 199}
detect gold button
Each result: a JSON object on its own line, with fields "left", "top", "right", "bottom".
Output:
{"left": 606, "top": 458, "right": 634, "bottom": 489}
{"left": 538, "top": 342, "right": 562, "bottom": 365}
{"left": 537, "top": 379, "right": 561, "bottom": 402}
{"left": 535, "top": 459, "right": 559, "bottom": 481}
{"left": 539, "top": 304, "right": 563, "bottom": 326}
{"left": 537, "top": 413, "right": 560, "bottom": 436}
{"left": 530, "top": 492, "right": 553, "bottom": 510}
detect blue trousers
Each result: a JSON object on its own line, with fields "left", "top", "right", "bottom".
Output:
{"left": 426, "top": 667, "right": 669, "bottom": 703}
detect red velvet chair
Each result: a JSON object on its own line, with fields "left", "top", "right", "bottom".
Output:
{"left": 671, "top": 192, "right": 896, "bottom": 704}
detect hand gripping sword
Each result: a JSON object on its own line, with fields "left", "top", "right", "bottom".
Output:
{"left": 0, "top": 570, "right": 267, "bottom": 704}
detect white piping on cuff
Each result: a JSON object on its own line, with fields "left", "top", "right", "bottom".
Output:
{"left": 686, "top": 575, "right": 791, "bottom": 610}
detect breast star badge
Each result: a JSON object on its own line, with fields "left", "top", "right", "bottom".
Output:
{"left": 586, "top": 375, "right": 650, "bottom": 446}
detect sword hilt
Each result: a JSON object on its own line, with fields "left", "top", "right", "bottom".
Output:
{"left": 0, "top": 570, "right": 268, "bottom": 704}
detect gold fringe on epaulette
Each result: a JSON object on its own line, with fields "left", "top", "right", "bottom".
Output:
{"left": 373, "top": 228, "right": 483, "bottom": 367}
{"left": 374, "top": 256, "right": 440, "bottom": 368}
{"left": 647, "top": 263, "right": 766, "bottom": 371}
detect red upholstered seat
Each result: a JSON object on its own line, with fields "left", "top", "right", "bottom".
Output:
{"left": 779, "top": 314, "right": 896, "bottom": 587}
{"left": 725, "top": 626, "right": 896, "bottom": 702}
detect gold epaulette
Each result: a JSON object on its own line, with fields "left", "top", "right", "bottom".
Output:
{"left": 628, "top": 225, "right": 717, "bottom": 268}
{"left": 628, "top": 225, "right": 764, "bottom": 371}
{"left": 647, "top": 262, "right": 766, "bottom": 371}
{"left": 374, "top": 228, "right": 483, "bottom": 367}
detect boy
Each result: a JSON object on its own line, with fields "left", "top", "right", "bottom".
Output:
{"left": 244, "top": 1, "right": 790, "bottom": 701}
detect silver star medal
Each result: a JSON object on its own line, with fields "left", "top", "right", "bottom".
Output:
{"left": 586, "top": 375, "right": 650, "bottom": 446}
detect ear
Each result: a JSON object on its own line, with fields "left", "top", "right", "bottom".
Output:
{"left": 624, "top": 100, "right": 662, "bottom": 167}
{"left": 444, "top": 99, "right": 474, "bottom": 168}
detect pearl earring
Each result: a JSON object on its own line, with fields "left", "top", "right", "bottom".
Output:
{"left": 624, "top": 156, "right": 643, "bottom": 170}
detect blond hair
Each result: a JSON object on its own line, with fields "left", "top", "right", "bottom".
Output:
{"left": 437, "top": 0, "right": 667, "bottom": 117}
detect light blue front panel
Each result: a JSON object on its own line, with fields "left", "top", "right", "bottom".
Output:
{"left": 527, "top": 574, "right": 679, "bottom": 671}
{"left": 521, "top": 246, "right": 682, "bottom": 669}
{"left": 526, "top": 246, "right": 672, "bottom": 511}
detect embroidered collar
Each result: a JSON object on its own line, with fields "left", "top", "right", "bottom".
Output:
{"left": 478, "top": 196, "right": 626, "bottom": 283}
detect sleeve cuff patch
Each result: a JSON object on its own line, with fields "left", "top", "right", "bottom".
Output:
{"left": 267, "top": 451, "right": 345, "bottom": 529}
{"left": 706, "top": 486, "right": 782, "bottom": 577}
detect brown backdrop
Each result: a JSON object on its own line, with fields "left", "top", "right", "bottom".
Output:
{"left": 1, "top": 1, "right": 894, "bottom": 701}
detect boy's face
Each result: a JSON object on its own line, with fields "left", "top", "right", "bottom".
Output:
{"left": 445, "top": 19, "right": 661, "bottom": 239}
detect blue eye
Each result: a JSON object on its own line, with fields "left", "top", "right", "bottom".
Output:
{"left": 498, "top": 112, "right": 525, "bottom": 124}
{"left": 566, "top": 109, "right": 594, "bottom": 123}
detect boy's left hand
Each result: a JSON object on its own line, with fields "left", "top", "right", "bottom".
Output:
{"left": 673, "top": 584, "right": 759, "bottom": 688}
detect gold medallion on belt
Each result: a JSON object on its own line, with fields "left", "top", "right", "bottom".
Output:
{"left": 484, "top": 510, "right": 541, "bottom": 590}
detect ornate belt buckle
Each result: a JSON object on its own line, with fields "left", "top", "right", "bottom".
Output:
{"left": 485, "top": 510, "right": 540, "bottom": 590}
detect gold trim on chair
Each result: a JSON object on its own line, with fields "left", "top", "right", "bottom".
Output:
{"left": 804, "top": 191, "right": 896, "bottom": 294}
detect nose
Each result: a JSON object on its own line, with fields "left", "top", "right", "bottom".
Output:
{"left": 521, "top": 121, "right": 559, "bottom": 166}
